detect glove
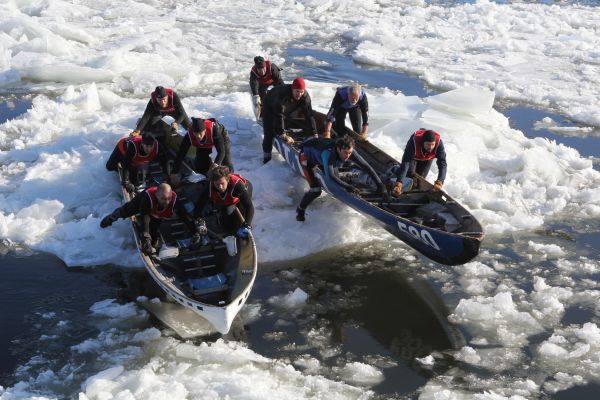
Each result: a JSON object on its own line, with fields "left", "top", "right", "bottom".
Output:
{"left": 130, "top": 129, "right": 141, "bottom": 137}
{"left": 359, "top": 126, "right": 369, "bottom": 141}
{"left": 123, "top": 181, "right": 136, "bottom": 193}
{"left": 280, "top": 132, "right": 294, "bottom": 145}
{"left": 195, "top": 218, "right": 208, "bottom": 235}
{"left": 312, "top": 131, "right": 319, "bottom": 138}
{"left": 236, "top": 224, "right": 251, "bottom": 238}
{"left": 392, "top": 182, "right": 402, "bottom": 197}
{"left": 190, "top": 232, "right": 202, "bottom": 249}
{"left": 141, "top": 234, "right": 155, "bottom": 255}
{"left": 171, "top": 122, "right": 178, "bottom": 131}
{"left": 433, "top": 180, "right": 443, "bottom": 192}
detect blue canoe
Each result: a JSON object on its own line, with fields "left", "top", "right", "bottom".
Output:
{"left": 270, "top": 112, "right": 484, "bottom": 266}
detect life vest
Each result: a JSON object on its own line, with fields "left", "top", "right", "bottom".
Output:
{"left": 209, "top": 174, "right": 248, "bottom": 206}
{"left": 187, "top": 119, "right": 214, "bottom": 148}
{"left": 117, "top": 136, "right": 159, "bottom": 167}
{"left": 413, "top": 129, "right": 441, "bottom": 161}
{"left": 150, "top": 87, "right": 175, "bottom": 112}
{"left": 146, "top": 186, "right": 177, "bottom": 219}
{"left": 251, "top": 60, "right": 274, "bottom": 85}
{"left": 337, "top": 86, "right": 365, "bottom": 109}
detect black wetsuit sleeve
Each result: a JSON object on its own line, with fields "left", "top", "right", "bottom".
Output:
{"left": 274, "top": 98, "right": 286, "bottom": 136}
{"left": 360, "top": 94, "right": 369, "bottom": 125}
{"left": 172, "top": 135, "right": 192, "bottom": 174}
{"left": 271, "top": 63, "right": 283, "bottom": 86}
{"left": 172, "top": 92, "right": 189, "bottom": 126}
{"left": 135, "top": 100, "right": 156, "bottom": 132}
{"left": 232, "top": 183, "right": 254, "bottom": 226}
{"left": 249, "top": 71, "right": 260, "bottom": 96}
{"left": 156, "top": 143, "right": 168, "bottom": 174}
{"left": 121, "top": 143, "right": 136, "bottom": 182}
{"left": 435, "top": 140, "right": 447, "bottom": 182}
{"left": 396, "top": 136, "right": 416, "bottom": 181}
{"left": 326, "top": 91, "right": 343, "bottom": 122}
{"left": 139, "top": 193, "right": 152, "bottom": 236}
{"left": 212, "top": 123, "right": 228, "bottom": 166}
{"left": 193, "top": 185, "right": 211, "bottom": 219}
{"left": 302, "top": 93, "right": 318, "bottom": 134}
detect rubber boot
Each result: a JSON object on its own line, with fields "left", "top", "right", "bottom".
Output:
{"left": 100, "top": 209, "right": 121, "bottom": 228}
{"left": 296, "top": 207, "right": 306, "bottom": 222}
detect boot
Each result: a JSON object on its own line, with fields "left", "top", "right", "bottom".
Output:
{"left": 296, "top": 207, "right": 306, "bottom": 222}
{"left": 100, "top": 209, "right": 121, "bottom": 228}
{"left": 263, "top": 152, "right": 272, "bottom": 164}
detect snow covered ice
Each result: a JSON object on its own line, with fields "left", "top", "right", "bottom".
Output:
{"left": 1, "top": 0, "right": 600, "bottom": 399}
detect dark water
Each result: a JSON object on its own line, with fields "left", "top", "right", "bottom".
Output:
{"left": 0, "top": 253, "right": 119, "bottom": 385}
{"left": 1, "top": 47, "right": 600, "bottom": 398}
{"left": 249, "top": 251, "right": 465, "bottom": 396}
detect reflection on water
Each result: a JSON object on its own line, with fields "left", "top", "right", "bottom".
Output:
{"left": 245, "top": 248, "right": 465, "bottom": 397}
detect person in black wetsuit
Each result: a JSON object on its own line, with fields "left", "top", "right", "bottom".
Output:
{"left": 99, "top": 183, "right": 201, "bottom": 255}
{"left": 392, "top": 128, "right": 447, "bottom": 196}
{"left": 171, "top": 117, "right": 233, "bottom": 178}
{"left": 261, "top": 77, "right": 318, "bottom": 164}
{"left": 130, "top": 86, "right": 191, "bottom": 139}
{"left": 194, "top": 166, "right": 254, "bottom": 237}
{"left": 105, "top": 133, "right": 167, "bottom": 193}
{"left": 249, "top": 56, "right": 284, "bottom": 114}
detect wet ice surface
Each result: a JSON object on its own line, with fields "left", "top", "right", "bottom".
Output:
{"left": 2, "top": 1, "right": 600, "bottom": 399}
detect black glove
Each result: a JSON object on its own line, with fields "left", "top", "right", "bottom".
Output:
{"left": 190, "top": 232, "right": 202, "bottom": 249}
{"left": 141, "top": 233, "right": 155, "bottom": 255}
{"left": 123, "top": 181, "right": 136, "bottom": 193}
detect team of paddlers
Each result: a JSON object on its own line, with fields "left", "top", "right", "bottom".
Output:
{"left": 100, "top": 56, "right": 447, "bottom": 254}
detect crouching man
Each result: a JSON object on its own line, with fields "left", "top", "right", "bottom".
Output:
{"left": 194, "top": 166, "right": 254, "bottom": 237}
{"left": 100, "top": 183, "right": 201, "bottom": 255}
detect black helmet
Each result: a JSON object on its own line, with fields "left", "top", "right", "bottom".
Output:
{"left": 154, "top": 86, "right": 167, "bottom": 98}
{"left": 191, "top": 117, "right": 206, "bottom": 133}
{"left": 254, "top": 56, "right": 265, "bottom": 68}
